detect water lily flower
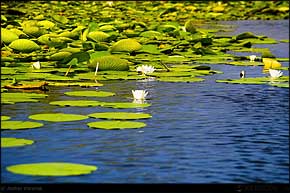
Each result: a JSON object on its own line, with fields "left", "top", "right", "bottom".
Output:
{"left": 249, "top": 55, "right": 256, "bottom": 62}
{"left": 136, "top": 65, "right": 155, "bottom": 75}
{"left": 32, "top": 61, "right": 41, "bottom": 69}
{"left": 269, "top": 69, "right": 283, "bottom": 78}
{"left": 132, "top": 90, "right": 148, "bottom": 100}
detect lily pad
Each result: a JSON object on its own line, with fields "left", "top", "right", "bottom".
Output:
{"left": 9, "top": 39, "right": 40, "bottom": 53}
{"left": 49, "top": 100, "right": 104, "bottom": 107}
{"left": 87, "top": 120, "right": 146, "bottom": 130}
{"left": 1, "top": 121, "right": 43, "bottom": 130}
{"left": 102, "top": 102, "right": 151, "bottom": 109}
{"left": 47, "top": 82, "right": 103, "bottom": 87}
{"left": 88, "top": 55, "right": 130, "bottom": 71}
{"left": 216, "top": 76, "right": 289, "bottom": 86}
{"left": 29, "top": 113, "right": 89, "bottom": 122}
{"left": 1, "top": 116, "right": 11, "bottom": 121}
{"left": 111, "top": 38, "right": 142, "bottom": 53}
{"left": 1, "top": 28, "right": 19, "bottom": 44}
{"left": 157, "top": 76, "right": 205, "bottom": 83}
{"left": 88, "top": 112, "right": 152, "bottom": 120}
{"left": 6, "top": 162, "right": 97, "bottom": 176}
{"left": 64, "top": 90, "right": 115, "bottom": 97}
{"left": 1, "top": 137, "right": 34, "bottom": 148}
{"left": 1, "top": 92, "right": 48, "bottom": 104}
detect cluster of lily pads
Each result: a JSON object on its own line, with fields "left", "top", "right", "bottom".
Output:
{"left": 1, "top": 1, "right": 289, "bottom": 177}
{"left": 1, "top": 89, "right": 154, "bottom": 176}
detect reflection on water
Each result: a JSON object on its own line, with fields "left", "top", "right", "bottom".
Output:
{"left": 1, "top": 20, "right": 289, "bottom": 183}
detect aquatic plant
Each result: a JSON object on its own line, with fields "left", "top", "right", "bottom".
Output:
{"left": 269, "top": 69, "right": 283, "bottom": 78}
{"left": 136, "top": 65, "right": 155, "bottom": 75}
{"left": 132, "top": 90, "right": 148, "bottom": 100}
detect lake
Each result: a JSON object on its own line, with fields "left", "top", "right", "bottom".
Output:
{"left": 1, "top": 20, "right": 289, "bottom": 184}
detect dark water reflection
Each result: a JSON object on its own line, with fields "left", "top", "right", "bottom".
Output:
{"left": 1, "top": 20, "right": 289, "bottom": 183}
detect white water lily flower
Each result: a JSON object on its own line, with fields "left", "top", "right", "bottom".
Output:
{"left": 249, "top": 55, "right": 256, "bottom": 62}
{"left": 136, "top": 65, "right": 155, "bottom": 75}
{"left": 32, "top": 61, "right": 41, "bottom": 69}
{"left": 132, "top": 90, "right": 148, "bottom": 100}
{"left": 269, "top": 69, "right": 283, "bottom": 78}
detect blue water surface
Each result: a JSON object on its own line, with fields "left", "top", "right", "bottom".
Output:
{"left": 1, "top": 20, "right": 289, "bottom": 184}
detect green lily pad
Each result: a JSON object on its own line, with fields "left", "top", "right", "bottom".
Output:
{"left": 49, "top": 100, "right": 104, "bottom": 107}
{"left": 157, "top": 76, "right": 205, "bottom": 83}
{"left": 216, "top": 76, "right": 289, "bottom": 86}
{"left": 47, "top": 82, "right": 103, "bottom": 87}
{"left": 29, "top": 113, "right": 89, "bottom": 122}
{"left": 9, "top": 39, "right": 40, "bottom": 53}
{"left": 111, "top": 38, "right": 142, "bottom": 53}
{"left": 88, "top": 55, "right": 130, "bottom": 71}
{"left": 1, "top": 92, "right": 48, "bottom": 104}
{"left": 1, "top": 137, "right": 34, "bottom": 148}
{"left": 87, "top": 121, "right": 146, "bottom": 130}
{"left": 88, "top": 112, "right": 152, "bottom": 120}
{"left": 6, "top": 162, "right": 97, "bottom": 176}
{"left": 1, "top": 121, "right": 43, "bottom": 130}
{"left": 1, "top": 28, "right": 19, "bottom": 44}
{"left": 64, "top": 90, "right": 115, "bottom": 97}
{"left": 102, "top": 102, "right": 151, "bottom": 109}
{"left": 1, "top": 116, "right": 11, "bottom": 121}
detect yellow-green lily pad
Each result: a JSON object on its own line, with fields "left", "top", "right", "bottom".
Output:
{"left": 87, "top": 121, "right": 146, "bottom": 130}
{"left": 216, "top": 76, "right": 289, "bottom": 86}
{"left": 1, "top": 116, "right": 11, "bottom": 121}
{"left": 9, "top": 39, "right": 40, "bottom": 53}
{"left": 88, "top": 112, "right": 152, "bottom": 120}
{"left": 102, "top": 102, "right": 151, "bottom": 109}
{"left": 49, "top": 100, "right": 104, "bottom": 107}
{"left": 1, "top": 92, "right": 48, "bottom": 104}
{"left": 64, "top": 90, "right": 115, "bottom": 97}
{"left": 1, "top": 137, "right": 34, "bottom": 148}
{"left": 156, "top": 76, "right": 205, "bottom": 83}
{"left": 47, "top": 82, "right": 103, "bottom": 87}
{"left": 6, "top": 162, "right": 97, "bottom": 176}
{"left": 29, "top": 113, "right": 89, "bottom": 122}
{"left": 1, "top": 121, "right": 43, "bottom": 130}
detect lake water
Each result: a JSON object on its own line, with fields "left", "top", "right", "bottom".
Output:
{"left": 1, "top": 20, "right": 289, "bottom": 184}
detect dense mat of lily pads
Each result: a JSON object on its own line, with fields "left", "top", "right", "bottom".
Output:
{"left": 1, "top": 1, "right": 289, "bottom": 90}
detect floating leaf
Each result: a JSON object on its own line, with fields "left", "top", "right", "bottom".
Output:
{"left": 9, "top": 39, "right": 40, "bottom": 53}
{"left": 111, "top": 38, "right": 142, "bottom": 53}
{"left": 102, "top": 102, "right": 151, "bottom": 109}
{"left": 1, "top": 28, "right": 19, "bottom": 44}
{"left": 49, "top": 100, "right": 104, "bottom": 107}
{"left": 1, "top": 92, "right": 48, "bottom": 104}
{"left": 88, "top": 55, "right": 130, "bottom": 71}
{"left": 88, "top": 112, "right": 152, "bottom": 120}
{"left": 87, "top": 120, "right": 146, "bottom": 130}
{"left": 1, "top": 116, "right": 11, "bottom": 121}
{"left": 29, "top": 113, "right": 89, "bottom": 122}
{"left": 157, "top": 76, "right": 205, "bottom": 83}
{"left": 1, "top": 121, "right": 43, "bottom": 130}
{"left": 52, "top": 15, "right": 69, "bottom": 24}
{"left": 87, "top": 31, "right": 110, "bottom": 42}
{"left": 47, "top": 82, "right": 103, "bottom": 87}
{"left": 49, "top": 51, "right": 72, "bottom": 61}
{"left": 216, "top": 76, "right": 289, "bottom": 86}
{"left": 6, "top": 162, "right": 97, "bottom": 176}
{"left": 1, "top": 137, "right": 34, "bottom": 148}
{"left": 64, "top": 90, "right": 115, "bottom": 97}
